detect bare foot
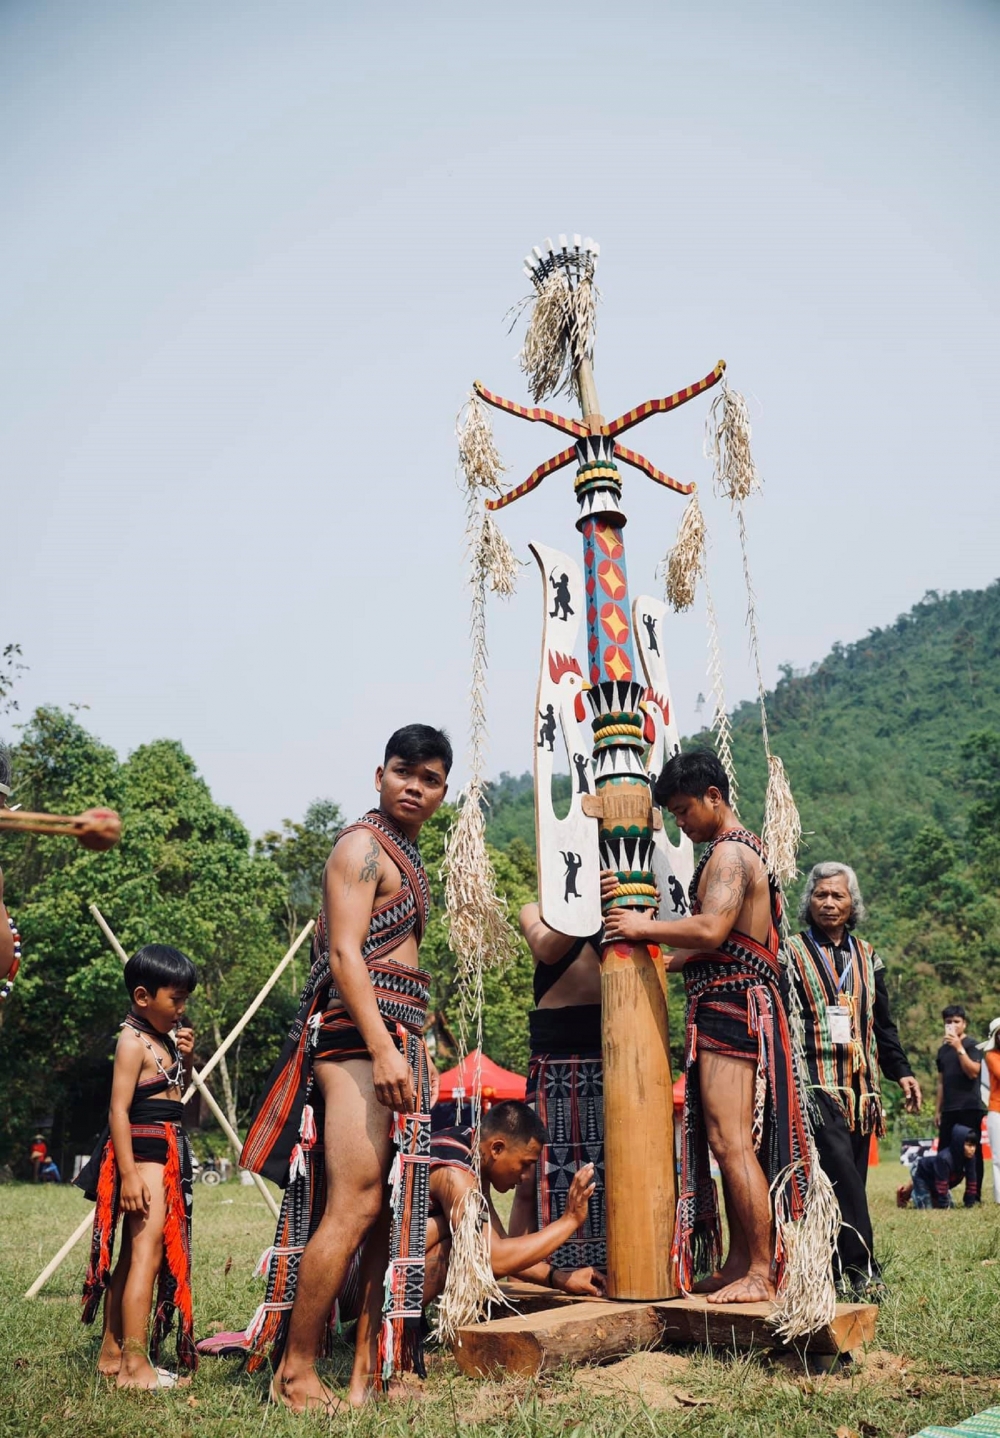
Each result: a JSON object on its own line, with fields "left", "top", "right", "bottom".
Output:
{"left": 116, "top": 1356, "right": 162, "bottom": 1390}
{"left": 270, "top": 1368, "right": 345, "bottom": 1415}
{"left": 691, "top": 1261, "right": 748, "bottom": 1294}
{"left": 97, "top": 1334, "right": 123, "bottom": 1376}
{"left": 706, "top": 1270, "right": 775, "bottom": 1305}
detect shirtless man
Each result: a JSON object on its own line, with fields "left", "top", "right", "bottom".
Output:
{"left": 240, "top": 724, "right": 451, "bottom": 1411}
{"left": 508, "top": 905, "right": 606, "bottom": 1274}
{"left": 603, "top": 749, "right": 811, "bottom": 1305}
{"left": 425, "top": 1101, "right": 603, "bottom": 1302}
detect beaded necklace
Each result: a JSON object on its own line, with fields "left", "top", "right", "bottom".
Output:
{"left": 0, "top": 916, "right": 20, "bottom": 1002}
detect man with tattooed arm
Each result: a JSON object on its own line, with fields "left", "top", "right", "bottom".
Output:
{"left": 240, "top": 725, "right": 450, "bottom": 1411}
{"left": 602, "top": 751, "right": 813, "bottom": 1305}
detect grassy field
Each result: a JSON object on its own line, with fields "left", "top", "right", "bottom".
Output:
{"left": 1, "top": 1161, "right": 998, "bottom": 1438}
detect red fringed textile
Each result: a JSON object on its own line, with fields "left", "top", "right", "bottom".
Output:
{"left": 80, "top": 1112, "right": 197, "bottom": 1372}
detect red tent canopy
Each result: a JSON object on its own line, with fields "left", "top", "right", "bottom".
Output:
{"left": 436, "top": 1050, "right": 526, "bottom": 1102}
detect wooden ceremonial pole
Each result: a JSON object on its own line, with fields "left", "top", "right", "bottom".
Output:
{"left": 574, "top": 353, "right": 678, "bottom": 1301}
{"left": 473, "top": 239, "right": 726, "bottom": 1300}
{"left": 23, "top": 915, "right": 313, "bottom": 1298}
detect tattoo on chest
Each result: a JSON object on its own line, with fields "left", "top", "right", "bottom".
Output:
{"left": 360, "top": 836, "right": 380, "bottom": 883}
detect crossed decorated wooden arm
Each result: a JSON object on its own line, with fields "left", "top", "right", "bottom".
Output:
{"left": 476, "top": 361, "right": 726, "bottom": 512}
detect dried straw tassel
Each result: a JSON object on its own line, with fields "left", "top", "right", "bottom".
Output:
{"left": 769, "top": 1156, "right": 840, "bottom": 1341}
{"left": 477, "top": 514, "right": 519, "bottom": 599}
{"left": 707, "top": 381, "right": 761, "bottom": 505}
{"left": 660, "top": 493, "right": 707, "bottom": 613}
{"left": 761, "top": 753, "right": 801, "bottom": 888}
{"left": 432, "top": 1187, "right": 510, "bottom": 1345}
{"left": 443, "top": 783, "right": 520, "bottom": 975}
{"left": 457, "top": 392, "right": 506, "bottom": 493}
{"left": 519, "top": 271, "right": 598, "bottom": 404}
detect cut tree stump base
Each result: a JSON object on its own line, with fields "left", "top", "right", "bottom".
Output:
{"left": 452, "top": 1281, "right": 878, "bottom": 1379}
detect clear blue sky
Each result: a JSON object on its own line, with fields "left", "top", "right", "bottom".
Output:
{"left": 3, "top": 0, "right": 998, "bottom": 836}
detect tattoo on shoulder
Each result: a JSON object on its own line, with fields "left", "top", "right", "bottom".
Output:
{"left": 359, "top": 835, "right": 380, "bottom": 884}
{"left": 702, "top": 846, "right": 750, "bottom": 917}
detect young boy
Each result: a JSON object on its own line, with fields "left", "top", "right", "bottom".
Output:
{"left": 75, "top": 944, "right": 198, "bottom": 1388}
{"left": 896, "top": 1125, "right": 979, "bottom": 1209}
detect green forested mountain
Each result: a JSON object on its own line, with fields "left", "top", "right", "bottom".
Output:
{"left": 485, "top": 582, "right": 1000, "bottom": 1106}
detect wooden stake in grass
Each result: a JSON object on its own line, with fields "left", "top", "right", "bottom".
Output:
{"left": 23, "top": 913, "right": 313, "bottom": 1299}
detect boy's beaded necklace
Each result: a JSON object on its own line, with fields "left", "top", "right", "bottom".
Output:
{"left": 122, "top": 1012, "right": 184, "bottom": 1094}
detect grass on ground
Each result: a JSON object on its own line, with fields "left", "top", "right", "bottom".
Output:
{"left": 1, "top": 1163, "right": 998, "bottom": 1438}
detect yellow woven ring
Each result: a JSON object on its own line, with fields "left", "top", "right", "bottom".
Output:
{"left": 594, "top": 723, "right": 643, "bottom": 739}
{"left": 613, "top": 883, "right": 658, "bottom": 898}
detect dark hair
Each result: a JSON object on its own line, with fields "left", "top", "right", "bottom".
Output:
{"left": 653, "top": 749, "right": 730, "bottom": 808}
{"left": 481, "top": 1100, "right": 548, "bottom": 1148}
{"left": 124, "top": 945, "right": 198, "bottom": 998}
{"left": 943, "top": 1004, "right": 966, "bottom": 1022}
{"left": 384, "top": 724, "right": 453, "bottom": 776}
{"left": 0, "top": 742, "right": 11, "bottom": 795}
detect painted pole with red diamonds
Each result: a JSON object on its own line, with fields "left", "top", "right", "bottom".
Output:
{"left": 473, "top": 236, "right": 724, "bottom": 1300}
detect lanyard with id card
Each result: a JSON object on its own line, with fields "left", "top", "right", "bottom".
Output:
{"left": 815, "top": 932, "right": 856, "bottom": 1046}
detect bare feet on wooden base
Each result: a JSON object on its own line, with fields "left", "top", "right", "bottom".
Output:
{"left": 269, "top": 1369, "right": 345, "bottom": 1415}
{"left": 705, "top": 1269, "right": 776, "bottom": 1305}
{"left": 691, "top": 1261, "right": 748, "bottom": 1295}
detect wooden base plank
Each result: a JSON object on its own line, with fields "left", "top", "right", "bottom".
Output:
{"left": 453, "top": 1294, "right": 878, "bottom": 1378}
{"left": 453, "top": 1300, "right": 664, "bottom": 1378}
{"left": 653, "top": 1297, "right": 877, "bottom": 1356}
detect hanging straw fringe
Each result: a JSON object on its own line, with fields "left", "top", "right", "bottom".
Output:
{"left": 445, "top": 393, "right": 521, "bottom": 976}
{"left": 708, "top": 382, "right": 761, "bottom": 506}
{"left": 517, "top": 271, "right": 598, "bottom": 405}
{"left": 704, "top": 578, "right": 739, "bottom": 815}
{"left": 432, "top": 1187, "right": 510, "bottom": 1346}
{"left": 706, "top": 381, "right": 801, "bottom": 884}
{"left": 660, "top": 493, "right": 706, "bottom": 614}
{"left": 769, "top": 1156, "right": 840, "bottom": 1340}
{"left": 457, "top": 392, "right": 506, "bottom": 493}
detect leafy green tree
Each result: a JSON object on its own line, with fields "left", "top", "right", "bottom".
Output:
{"left": 0, "top": 709, "right": 287, "bottom": 1165}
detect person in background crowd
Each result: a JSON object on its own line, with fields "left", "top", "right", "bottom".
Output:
{"left": 783, "top": 863, "right": 921, "bottom": 1299}
{"left": 936, "top": 1005, "right": 984, "bottom": 1205}
{"left": 897, "top": 1124, "right": 978, "bottom": 1209}
{"left": 30, "top": 1133, "right": 48, "bottom": 1182}
{"left": 979, "top": 1017, "right": 1000, "bottom": 1203}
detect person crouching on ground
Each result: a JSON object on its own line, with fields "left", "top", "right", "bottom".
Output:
{"left": 784, "top": 862, "right": 921, "bottom": 1299}
{"left": 74, "top": 945, "right": 198, "bottom": 1389}
{"left": 897, "top": 1125, "right": 979, "bottom": 1209}
{"left": 424, "top": 1100, "right": 604, "bottom": 1308}
{"left": 602, "top": 749, "right": 815, "bottom": 1308}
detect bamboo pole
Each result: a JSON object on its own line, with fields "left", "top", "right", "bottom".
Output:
{"left": 23, "top": 914, "right": 312, "bottom": 1297}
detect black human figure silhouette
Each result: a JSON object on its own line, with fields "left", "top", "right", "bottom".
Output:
{"left": 573, "top": 751, "right": 591, "bottom": 794}
{"left": 550, "top": 572, "right": 574, "bottom": 621}
{"left": 667, "top": 875, "right": 687, "bottom": 915}
{"left": 538, "top": 704, "right": 557, "bottom": 751}
{"left": 561, "top": 851, "right": 583, "bottom": 900}
{"left": 642, "top": 613, "right": 660, "bottom": 655}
